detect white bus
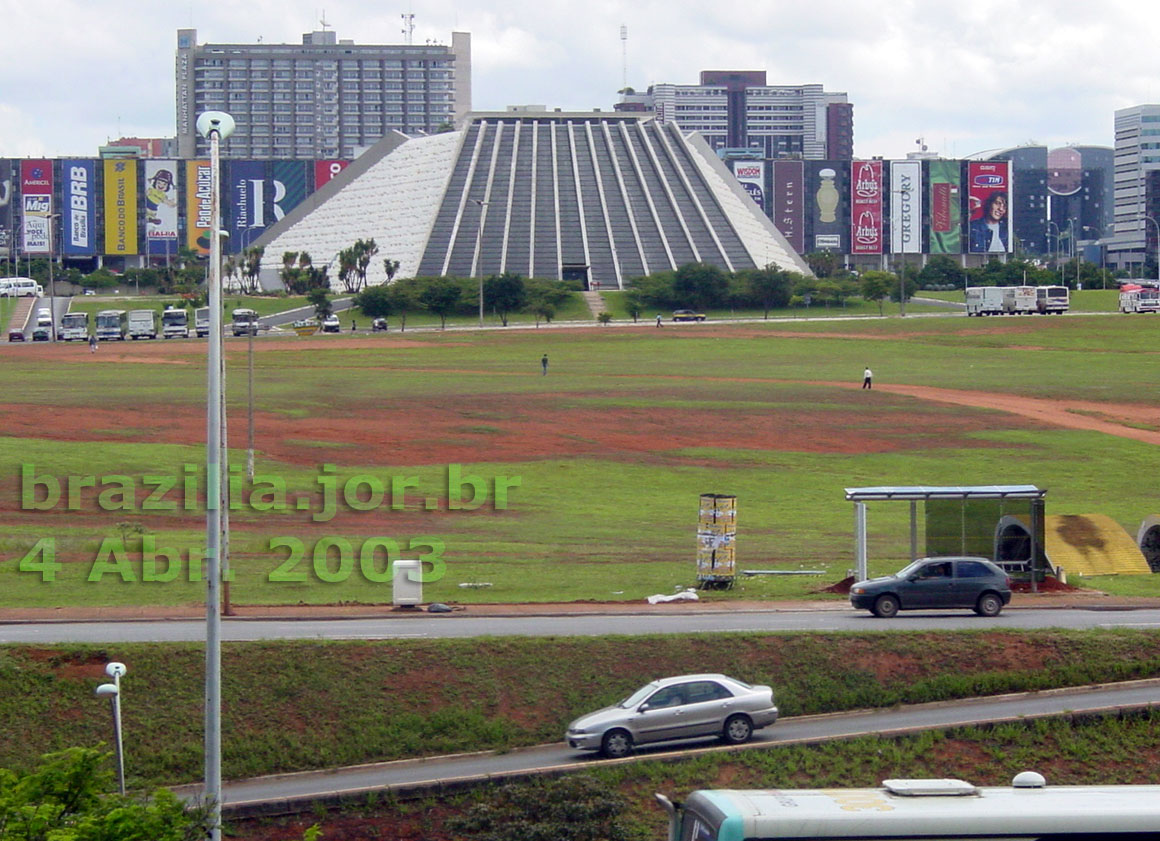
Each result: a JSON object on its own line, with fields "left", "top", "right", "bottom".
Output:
{"left": 59, "top": 311, "right": 89, "bottom": 341}
{"left": 95, "top": 310, "right": 128, "bottom": 341}
{"left": 1035, "top": 285, "right": 1069, "bottom": 314}
{"left": 1119, "top": 283, "right": 1160, "bottom": 313}
{"left": 162, "top": 307, "right": 190, "bottom": 338}
{"left": 658, "top": 775, "right": 1160, "bottom": 841}
{"left": 195, "top": 307, "right": 210, "bottom": 338}
{"left": 232, "top": 307, "right": 259, "bottom": 336}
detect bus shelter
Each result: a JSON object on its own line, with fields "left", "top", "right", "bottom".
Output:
{"left": 844, "top": 485, "right": 1047, "bottom": 591}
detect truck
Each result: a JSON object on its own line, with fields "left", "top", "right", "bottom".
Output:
{"left": 195, "top": 307, "right": 210, "bottom": 338}
{"left": 232, "top": 307, "right": 259, "bottom": 337}
{"left": 59, "top": 311, "right": 89, "bottom": 341}
{"left": 1035, "top": 285, "right": 1070, "bottom": 314}
{"left": 161, "top": 307, "right": 190, "bottom": 338}
{"left": 965, "top": 286, "right": 1007, "bottom": 316}
{"left": 95, "top": 310, "right": 128, "bottom": 341}
{"left": 128, "top": 309, "right": 158, "bottom": 340}
{"left": 1119, "top": 283, "right": 1160, "bottom": 313}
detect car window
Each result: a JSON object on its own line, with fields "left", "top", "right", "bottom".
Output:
{"left": 645, "top": 685, "right": 687, "bottom": 709}
{"left": 957, "top": 560, "right": 994, "bottom": 578}
{"left": 917, "top": 562, "right": 952, "bottom": 579}
{"left": 684, "top": 681, "right": 734, "bottom": 703}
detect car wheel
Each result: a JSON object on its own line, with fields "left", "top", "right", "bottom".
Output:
{"left": 600, "top": 729, "right": 633, "bottom": 759}
{"left": 872, "top": 594, "right": 900, "bottom": 618}
{"left": 975, "top": 592, "right": 1003, "bottom": 617}
{"left": 722, "top": 714, "right": 753, "bottom": 745}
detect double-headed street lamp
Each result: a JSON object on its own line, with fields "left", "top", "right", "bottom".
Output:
{"left": 196, "top": 109, "right": 234, "bottom": 841}
{"left": 473, "top": 199, "right": 489, "bottom": 327}
{"left": 94, "top": 662, "right": 127, "bottom": 795}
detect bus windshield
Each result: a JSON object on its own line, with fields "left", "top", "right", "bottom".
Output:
{"left": 163, "top": 310, "right": 188, "bottom": 325}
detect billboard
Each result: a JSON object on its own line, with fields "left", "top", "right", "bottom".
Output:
{"left": 967, "top": 161, "right": 1011, "bottom": 254}
{"left": 314, "top": 160, "right": 349, "bottom": 190}
{"left": 103, "top": 159, "right": 138, "bottom": 255}
{"left": 61, "top": 160, "right": 95, "bottom": 256}
{"left": 928, "top": 160, "right": 962, "bottom": 254}
{"left": 772, "top": 160, "right": 805, "bottom": 254}
{"left": 889, "top": 160, "right": 923, "bottom": 254}
{"left": 0, "top": 160, "right": 12, "bottom": 258}
{"left": 807, "top": 162, "right": 849, "bottom": 251}
{"left": 272, "top": 160, "right": 308, "bottom": 219}
{"left": 21, "top": 159, "right": 53, "bottom": 254}
{"left": 144, "top": 160, "right": 180, "bottom": 256}
{"left": 732, "top": 160, "right": 765, "bottom": 213}
{"left": 186, "top": 160, "right": 213, "bottom": 255}
{"left": 850, "top": 160, "right": 883, "bottom": 255}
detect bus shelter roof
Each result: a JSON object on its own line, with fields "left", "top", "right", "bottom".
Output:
{"left": 844, "top": 485, "right": 1046, "bottom": 502}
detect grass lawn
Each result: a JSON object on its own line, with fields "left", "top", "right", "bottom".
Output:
{"left": 2, "top": 312, "right": 1160, "bottom": 607}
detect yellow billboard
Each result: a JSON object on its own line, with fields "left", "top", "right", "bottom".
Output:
{"left": 186, "top": 159, "right": 212, "bottom": 255}
{"left": 102, "top": 159, "right": 138, "bottom": 255}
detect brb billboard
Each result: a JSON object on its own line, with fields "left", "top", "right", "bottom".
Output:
{"left": 61, "top": 160, "right": 95, "bottom": 256}
{"left": 850, "top": 160, "right": 883, "bottom": 255}
{"left": 967, "top": 161, "right": 1011, "bottom": 254}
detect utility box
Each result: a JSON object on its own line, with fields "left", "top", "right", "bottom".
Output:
{"left": 392, "top": 560, "right": 423, "bottom": 607}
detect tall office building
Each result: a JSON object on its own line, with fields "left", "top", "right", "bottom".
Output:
{"left": 175, "top": 28, "right": 471, "bottom": 160}
{"left": 1107, "top": 104, "right": 1160, "bottom": 269}
{"left": 645, "top": 71, "right": 853, "bottom": 160}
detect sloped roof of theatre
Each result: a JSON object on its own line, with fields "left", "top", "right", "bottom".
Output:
{"left": 256, "top": 112, "right": 810, "bottom": 290}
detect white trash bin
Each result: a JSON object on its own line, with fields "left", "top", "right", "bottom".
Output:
{"left": 392, "top": 559, "right": 422, "bottom": 607}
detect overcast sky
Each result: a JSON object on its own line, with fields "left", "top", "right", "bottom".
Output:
{"left": 3, "top": 0, "right": 1159, "bottom": 160}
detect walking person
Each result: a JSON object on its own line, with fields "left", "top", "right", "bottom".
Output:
{"left": 88, "top": 334, "right": 98, "bottom": 353}
{"left": 656, "top": 313, "right": 663, "bottom": 328}
{"left": 862, "top": 367, "right": 873, "bottom": 390}
{"left": 541, "top": 353, "right": 549, "bottom": 376}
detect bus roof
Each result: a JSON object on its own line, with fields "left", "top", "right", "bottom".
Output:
{"left": 685, "top": 780, "right": 1160, "bottom": 839}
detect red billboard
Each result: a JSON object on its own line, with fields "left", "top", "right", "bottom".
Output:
{"left": 314, "top": 160, "right": 349, "bottom": 190}
{"left": 21, "top": 159, "right": 53, "bottom": 254}
{"left": 967, "top": 161, "right": 1011, "bottom": 254}
{"left": 850, "top": 160, "right": 883, "bottom": 255}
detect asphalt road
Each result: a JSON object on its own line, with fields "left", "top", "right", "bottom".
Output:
{"left": 6, "top": 606, "right": 1160, "bottom": 644}
{"left": 178, "top": 678, "right": 1160, "bottom": 813}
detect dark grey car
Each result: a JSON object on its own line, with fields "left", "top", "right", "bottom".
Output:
{"left": 850, "top": 556, "right": 1012, "bottom": 618}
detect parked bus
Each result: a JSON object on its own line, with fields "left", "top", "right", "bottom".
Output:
{"left": 59, "top": 311, "right": 89, "bottom": 341}
{"left": 95, "top": 310, "right": 128, "bottom": 341}
{"left": 658, "top": 775, "right": 1160, "bottom": 841}
{"left": 1119, "top": 283, "right": 1160, "bottom": 313}
{"left": 162, "top": 307, "right": 190, "bottom": 338}
{"left": 195, "top": 307, "right": 210, "bottom": 338}
{"left": 1035, "top": 285, "right": 1069, "bottom": 314}
{"left": 128, "top": 309, "right": 158, "bottom": 340}
{"left": 232, "top": 307, "right": 259, "bottom": 337}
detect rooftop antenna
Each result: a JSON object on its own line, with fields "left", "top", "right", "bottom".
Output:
{"left": 620, "top": 25, "right": 628, "bottom": 92}
{"left": 402, "top": 12, "right": 415, "bottom": 44}
{"left": 916, "top": 137, "right": 928, "bottom": 152}
{"left": 319, "top": 10, "right": 331, "bottom": 32}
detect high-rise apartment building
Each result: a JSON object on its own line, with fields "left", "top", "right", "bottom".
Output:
{"left": 175, "top": 28, "right": 471, "bottom": 160}
{"left": 1107, "top": 104, "right": 1160, "bottom": 269}
{"left": 643, "top": 71, "right": 853, "bottom": 160}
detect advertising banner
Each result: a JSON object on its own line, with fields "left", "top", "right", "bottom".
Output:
{"left": 0, "top": 159, "right": 12, "bottom": 258}
{"left": 144, "top": 160, "right": 180, "bottom": 256}
{"left": 272, "top": 160, "right": 307, "bottom": 219}
{"left": 21, "top": 159, "right": 53, "bottom": 254}
{"left": 186, "top": 159, "right": 213, "bottom": 255}
{"left": 732, "top": 160, "right": 765, "bottom": 213}
{"left": 928, "top": 160, "right": 962, "bottom": 254}
{"left": 103, "top": 159, "right": 138, "bottom": 255}
{"left": 807, "top": 161, "right": 848, "bottom": 251}
{"left": 61, "top": 160, "right": 95, "bottom": 256}
{"left": 314, "top": 160, "right": 349, "bottom": 190}
{"left": 889, "top": 160, "right": 923, "bottom": 254}
{"left": 228, "top": 160, "right": 267, "bottom": 255}
{"left": 967, "top": 161, "right": 1011, "bottom": 254}
{"left": 850, "top": 160, "right": 883, "bottom": 255}
{"left": 772, "top": 160, "right": 805, "bottom": 254}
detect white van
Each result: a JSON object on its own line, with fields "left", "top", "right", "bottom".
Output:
{"left": 1, "top": 278, "right": 43, "bottom": 297}
{"left": 35, "top": 308, "right": 52, "bottom": 327}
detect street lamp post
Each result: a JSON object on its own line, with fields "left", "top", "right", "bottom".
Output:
{"left": 196, "top": 109, "right": 234, "bottom": 841}
{"left": 47, "top": 213, "right": 60, "bottom": 341}
{"left": 473, "top": 199, "right": 488, "bottom": 328}
{"left": 1046, "top": 221, "right": 1062, "bottom": 285}
{"left": 94, "top": 662, "right": 127, "bottom": 795}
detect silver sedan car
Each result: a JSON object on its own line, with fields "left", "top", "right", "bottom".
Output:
{"left": 565, "top": 673, "right": 777, "bottom": 758}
